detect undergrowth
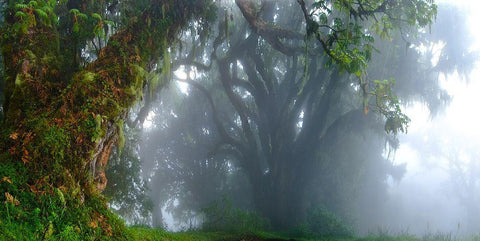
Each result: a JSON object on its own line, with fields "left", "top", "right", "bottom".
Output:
{"left": 0, "top": 161, "right": 132, "bottom": 240}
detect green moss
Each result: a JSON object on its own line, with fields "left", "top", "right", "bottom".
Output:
{"left": 93, "top": 114, "right": 105, "bottom": 143}
{"left": 125, "top": 64, "right": 147, "bottom": 99}
{"left": 14, "top": 74, "right": 24, "bottom": 86}
{"left": 81, "top": 71, "right": 97, "bottom": 84}
{"left": 115, "top": 119, "right": 125, "bottom": 153}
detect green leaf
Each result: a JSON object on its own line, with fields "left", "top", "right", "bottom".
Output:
{"left": 69, "top": 8, "right": 80, "bottom": 15}
{"left": 92, "top": 13, "right": 102, "bottom": 21}
{"left": 35, "top": 9, "right": 48, "bottom": 21}
{"left": 28, "top": 0, "right": 38, "bottom": 8}
{"left": 14, "top": 4, "right": 28, "bottom": 10}
{"left": 72, "top": 22, "right": 80, "bottom": 33}
{"left": 15, "top": 11, "right": 28, "bottom": 19}
{"left": 78, "top": 13, "right": 88, "bottom": 20}
{"left": 104, "top": 20, "right": 115, "bottom": 26}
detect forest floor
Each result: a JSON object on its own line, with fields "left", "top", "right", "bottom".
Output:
{"left": 129, "top": 227, "right": 480, "bottom": 241}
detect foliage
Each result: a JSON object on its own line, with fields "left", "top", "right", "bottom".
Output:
{"left": 0, "top": 161, "right": 133, "bottom": 240}
{"left": 372, "top": 78, "right": 410, "bottom": 134}
{"left": 12, "top": 0, "right": 58, "bottom": 34}
{"left": 201, "top": 197, "right": 271, "bottom": 234}
{"left": 308, "top": 0, "right": 437, "bottom": 73}
{"left": 303, "top": 0, "right": 437, "bottom": 133}
{"left": 291, "top": 205, "right": 354, "bottom": 239}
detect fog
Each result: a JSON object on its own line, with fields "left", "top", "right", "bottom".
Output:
{"left": 355, "top": 1, "right": 480, "bottom": 235}
{"left": 355, "top": 70, "right": 480, "bottom": 236}
{"left": 103, "top": 0, "right": 480, "bottom": 238}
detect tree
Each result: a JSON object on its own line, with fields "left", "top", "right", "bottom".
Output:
{"left": 140, "top": 0, "right": 439, "bottom": 229}
{"left": 0, "top": 0, "right": 215, "bottom": 238}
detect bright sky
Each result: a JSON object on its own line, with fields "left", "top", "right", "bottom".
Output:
{"left": 384, "top": 1, "right": 480, "bottom": 235}
{"left": 398, "top": 0, "right": 480, "bottom": 168}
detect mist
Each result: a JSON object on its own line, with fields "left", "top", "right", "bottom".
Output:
{"left": 103, "top": 0, "right": 480, "bottom": 238}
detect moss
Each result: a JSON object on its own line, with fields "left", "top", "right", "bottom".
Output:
{"left": 80, "top": 71, "right": 97, "bottom": 84}
{"left": 14, "top": 74, "right": 24, "bottom": 86}
{"left": 115, "top": 119, "right": 125, "bottom": 153}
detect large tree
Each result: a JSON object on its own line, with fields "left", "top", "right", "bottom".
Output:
{"left": 0, "top": 0, "right": 215, "bottom": 239}
{"left": 141, "top": 0, "right": 439, "bottom": 229}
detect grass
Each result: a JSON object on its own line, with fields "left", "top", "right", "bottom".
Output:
{"left": 128, "top": 226, "right": 480, "bottom": 241}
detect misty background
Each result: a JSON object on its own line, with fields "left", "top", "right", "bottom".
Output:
{"left": 101, "top": 0, "right": 480, "bottom": 238}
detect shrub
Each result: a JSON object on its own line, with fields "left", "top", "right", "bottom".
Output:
{"left": 201, "top": 197, "right": 270, "bottom": 233}
{"left": 292, "top": 205, "right": 354, "bottom": 239}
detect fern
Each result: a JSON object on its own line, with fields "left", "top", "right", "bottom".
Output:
{"left": 78, "top": 13, "right": 88, "bottom": 20}
{"left": 28, "top": 1, "right": 38, "bottom": 8}
{"left": 41, "top": 5, "right": 53, "bottom": 14}
{"left": 14, "top": 4, "right": 28, "bottom": 10}
{"left": 91, "top": 13, "right": 102, "bottom": 21}
{"left": 35, "top": 9, "right": 48, "bottom": 22}
{"left": 46, "top": 0, "right": 57, "bottom": 8}
{"left": 69, "top": 8, "right": 80, "bottom": 15}
{"left": 104, "top": 20, "right": 114, "bottom": 26}
{"left": 72, "top": 22, "right": 80, "bottom": 33}
{"left": 14, "top": 11, "right": 28, "bottom": 20}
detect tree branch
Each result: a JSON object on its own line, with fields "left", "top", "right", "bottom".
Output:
{"left": 235, "top": 0, "right": 304, "bottom": 56}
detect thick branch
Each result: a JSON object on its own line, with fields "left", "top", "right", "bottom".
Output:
{"left": 175, "top": 78, "right": 243, "bottom": 150}
{"left": 236, "top": 0, "right": 303, "bottom": 56}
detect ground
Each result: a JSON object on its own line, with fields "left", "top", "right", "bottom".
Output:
{"left": 128, "top": 227, "right": 479, "bottom": 241}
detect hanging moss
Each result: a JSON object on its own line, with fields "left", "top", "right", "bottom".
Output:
{"left": 115, "top": 119, "right": 125, "bottom": 154}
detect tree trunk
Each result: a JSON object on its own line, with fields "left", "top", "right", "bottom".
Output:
{"left": 0, "top": 1, "right": 213, "bottom": 238}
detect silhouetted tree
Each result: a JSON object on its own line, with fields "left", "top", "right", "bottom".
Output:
{"left": 141, "top": 0, "right": 440, "bottom": 229}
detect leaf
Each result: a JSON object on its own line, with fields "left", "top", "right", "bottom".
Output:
{"left": 72, "top": 22, "right": 80, "bottom": 33}
{"left": 78, "top": 13, "right": 88, "bottom": 20}
{"left": 91, "top": 13, "right": 102, "bottom": 21}
{"left": 9, "top": 132, "right": 18, "bottom": 140}
{"left": 22, "top": 148, "right": 30, "bottom": 164}
{"left": 28, "top": 1, "right": 38, "bottom": 8}
{"left": 89, "top": 221, "right": 98, "bottom": 228}
{"left": 34, "top": 9, "right": 48, "bottom": 21}
{"left": 69, "top": 8, "right": 80, "bottom": 15}
{"left": 1, "top": 177, "right": 12, "bottom": 184}
{"left": 104, "top": 20, "right": 114, "bottom": 26}
{"left": 14, "top": 11, "right": 27, "bottom": 20}
{"left": 15, "top": 4, "right": 28, "bottom": 10}
{"left": 5, "top": 192, "right": 20, "bottom": 206}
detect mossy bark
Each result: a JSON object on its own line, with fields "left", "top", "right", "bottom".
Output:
{"left": 0, "top": 1, "right": 214, "bottom": 239}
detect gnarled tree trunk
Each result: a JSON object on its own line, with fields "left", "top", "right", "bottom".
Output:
{"left": 0, "top": 1, "right": 213, "bottom": 239}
